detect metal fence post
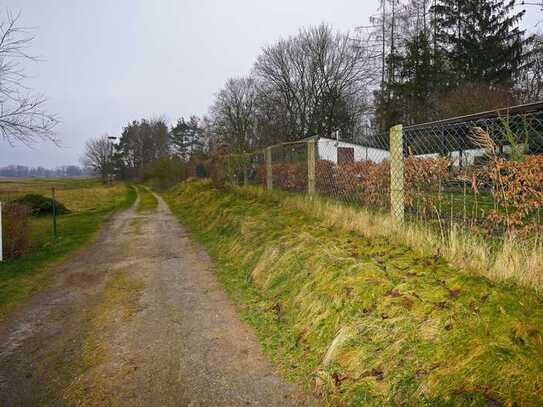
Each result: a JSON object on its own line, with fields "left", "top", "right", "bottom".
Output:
{"left": 265, "top": 147, "right": 273, "bottom": 191}
{"left": 390, "top": 124, "right": 405, "bottom": 223}
{"left": 52, "top": 187, "right": 57, "bottom": 238}
{"left": 307, "top": 139, "right": 316, "bottom": 196}
{"left": 0, "top": 202, "right": 3, "bottom": 262}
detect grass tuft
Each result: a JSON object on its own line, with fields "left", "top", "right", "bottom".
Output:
{"left": 136, "top": 186, "right": 158, "bottom": 212}
{"left": 64, "top": 271, "right": 144, "bottom": 405}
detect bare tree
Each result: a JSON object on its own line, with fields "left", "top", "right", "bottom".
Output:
{"left": 81, "top": 134, "right": 115, "bottom": 183}
{"left": 210, "top": 77, "right": 259, "bottom": 153}
{"left": 0, "top": 11, "right": 58, "bottom": 145}
{"left": 253, "top": 24, "right": 374, "bottom": 142}
{"left": 517, "top": 33, "right": 543, "bottom": 103}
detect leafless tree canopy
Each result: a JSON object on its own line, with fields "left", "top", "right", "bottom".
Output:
{"left": 210, "top": 77, "right": 258, "bottom": 153}
{"left": 0, "top": 11, "right": 58, "bottom": 145}
{"left": 81, "top": 134, "right": 114, "bottom": 182}
{"left": 253, "top": 24, "right": 375, "bottom": 142}
{"left": 207, "top": 24, "right": 377, "bottom": 152}
{"left": 517, "top": 33, "right": 543, "bottom": 104}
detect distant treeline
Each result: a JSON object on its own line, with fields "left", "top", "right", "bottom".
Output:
{"left": 0, "top": 165, "right": 88, "bottom": 178}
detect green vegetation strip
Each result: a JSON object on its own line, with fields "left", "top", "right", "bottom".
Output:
{"left": 162, "top": 179, "right": 543, "bottom": 406}
{"left": 64, "top": 271, "right": 144, "bottom": 405}
{"left": 136, "top": 186, "right": 158, "bottom": 212}
{"left": 0, "top": 182, "right": 136, "bottom": 318}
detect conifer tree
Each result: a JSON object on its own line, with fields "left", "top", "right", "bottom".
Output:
{"left": 432, "top": 0, "right": 531, "bottom": 87}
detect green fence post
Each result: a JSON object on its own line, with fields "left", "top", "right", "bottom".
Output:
{"left": 0, "top": 202, "right": 3, "bottom": 262}
{"left": 307, "top": 139, "right": 316, "bottom": 196}
{"left": 265, "top": 147, "right": 273, "bottom": 191}
{"left": 52, "top": 187, "right": 57, "bottom": 238}
{"left": 390, "top": 124, "right": 405, "bottom": 224}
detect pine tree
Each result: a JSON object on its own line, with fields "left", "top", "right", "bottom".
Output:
{"left": 396, "top": 31, "right": 441, "bottom": 124}
{"left": 170, "top": 116, "right": 203, "bottom": 160}
{"left": 432, "top": 0, "right": 531, "bottom": 87}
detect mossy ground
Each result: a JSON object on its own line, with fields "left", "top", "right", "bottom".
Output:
{"left": 162, "top": 179, "right": 543, "bottom": 406}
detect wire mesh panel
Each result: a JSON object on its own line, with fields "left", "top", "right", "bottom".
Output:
{"left": 267, "top": 141, "right": 309, "bottom": 193}
{"left": 248, "top": 151, "right": 265, "bottom": 187}
{"left": 315, "top": 134, "right": 391, "bottom": 211}
{"left": 208, "top": 105, "right": 542, "bottom": 240}
{"left": 403, "top": 109, "right": 543, "bottom": 237}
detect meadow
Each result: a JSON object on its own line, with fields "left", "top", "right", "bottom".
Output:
{"left": 0, "top": 178, "right": 136, "bottom": 318}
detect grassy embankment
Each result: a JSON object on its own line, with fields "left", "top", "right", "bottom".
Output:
{"left": 0, "top": 179, "right": 136, "bottom": 318}
{"left": 163, "top": 179, "right": 543, "bottom": 406}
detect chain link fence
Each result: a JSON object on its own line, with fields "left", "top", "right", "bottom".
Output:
{"left": 403, "top": 106, "right": 543, "bottom": 237}
{"left": 208, "top": 103, "right": 543, "bottom": 240}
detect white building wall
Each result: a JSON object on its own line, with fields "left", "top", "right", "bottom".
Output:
{"left": 414, "top": 148, "right": 486, "bottom": 166}
{"left": 316, "top": 138, "right": 390, "bottom": 164}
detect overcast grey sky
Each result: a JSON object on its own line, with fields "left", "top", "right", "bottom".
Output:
{"left": 0, "top": 0, "right": 541, "bottom": 168}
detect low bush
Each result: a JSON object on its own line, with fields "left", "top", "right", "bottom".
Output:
{"left": 13, "top": 194, "right": 70, "bottom": 216}
{"left": 251, "top": 152, "right": 541, "bottom": 236}
{"left": 144, "top": 156, "right": 190, "bottom": 191}
{"left": 479, "top": 154, "right": 543, "bottom": 234}
{"left": 2, "top": 203, "right": 31, "bottom": 260}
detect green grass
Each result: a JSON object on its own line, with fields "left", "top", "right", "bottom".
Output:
{"left": 0, "top": 181, "right": 136, "bottom": 319}
{"left": 162, "top": 179, "right": 543, "bottom": 406}
{"left": 64, "top": 270, "right": 144, "bottom": 405}
{"left": 136, "top": 186, "right": 158, "bottom": 212}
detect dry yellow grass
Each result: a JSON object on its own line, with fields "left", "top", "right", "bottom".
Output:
{"left": 239, "top": 185, "right": 543, "bottom": 292}
{"left": 0, "top": 179, "right": 128, "bottom": 213}
{"left": 55, "top": 184, "right": 127, "bottom": 213}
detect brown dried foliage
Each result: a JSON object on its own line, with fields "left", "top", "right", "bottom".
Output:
{"left": 2, "top": 203, "right": 31, "bottom": 260}
{"left": 480, "top": 155, "right": 543, "bottom": 234}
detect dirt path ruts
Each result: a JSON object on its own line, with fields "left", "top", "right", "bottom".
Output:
{"left": 0, "top": 192, "right": 313, "bottom": 406}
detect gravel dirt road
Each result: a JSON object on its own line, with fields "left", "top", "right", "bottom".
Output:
{"left": 0, "top": 192, "right": 313, "bottom": 406}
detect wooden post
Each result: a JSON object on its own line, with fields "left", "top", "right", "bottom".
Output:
{"left": 307, "top": 139, "right": 316, "bottom": 196}
{"left": 265, "top": 147, "right": 273, "bottom": 191}
{"left": 390, "top": 124, "right": 405, "bottom": 223}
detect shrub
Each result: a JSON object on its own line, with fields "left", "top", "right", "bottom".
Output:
{"left": 255, "top": 162, "right": 307, "bottom": 192}
{"left": 144, "top": 156, "right": 189, "bottom": 190}
{"left": 481, "top": 154, "right": 543, "bottom": 234}
{"left": 2, "top": 203, "right": 31, "bottom": 260}
{"left": 405, "top": 157, "right": 451, "bottom": 215}
{"left": 316, "top": 160, "right": 390, "bottom": 207}
{"left": 315, "top": 160, "right": 337, "bottom": 195}
{"left": 272, "top": 163, "right": 307, "bottom": 192}
{"left": 14, "top": 194, "right": 70, "bottom": 216}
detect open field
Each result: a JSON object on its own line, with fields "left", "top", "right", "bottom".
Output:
{"left": 0, "top": 178, "right": 136, "bottom": 318}
{"left": 162, "top": 179, "right": 543, "bottom": 406}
